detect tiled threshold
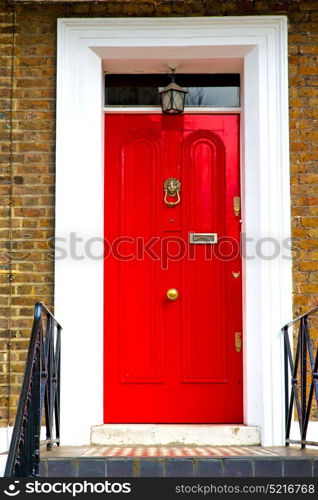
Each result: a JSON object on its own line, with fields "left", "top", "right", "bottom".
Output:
{"left": 41, "top": 445, "right": 318, "bottom": 459}
{"left": 42, "top": 445, "right": 292, "bottom": 458}
{"left": 40, "top": 446, "right": 318, "bottom": 478}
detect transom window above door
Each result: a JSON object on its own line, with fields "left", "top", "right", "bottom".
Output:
{"left": 104, "top": 74, "right": 240, "bottom": 107}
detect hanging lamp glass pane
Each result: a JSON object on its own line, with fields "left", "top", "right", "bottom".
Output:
{"left": 173, "top": 90, "right": 183, "bottom": 109}
{"left": 162, "top": 92, "right": 171, "bottom": 110}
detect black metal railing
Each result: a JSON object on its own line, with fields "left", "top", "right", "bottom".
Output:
{"left": 5, "top": 302, "right": 62, "bottom": 477}
{"left": 283, "top": 306, "right": 318, "bottom": 448}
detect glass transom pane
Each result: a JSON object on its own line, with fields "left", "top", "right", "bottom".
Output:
{"left": 105, "top": 74, "right": 240, "bottom": 107}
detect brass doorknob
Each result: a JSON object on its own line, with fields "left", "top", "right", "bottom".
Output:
{"left": 167, "top": 288, "right": 178, "bottom": 301}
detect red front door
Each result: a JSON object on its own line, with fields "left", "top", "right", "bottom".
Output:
{"left": 104, "top": 114, "right": 242, "bottom": 423}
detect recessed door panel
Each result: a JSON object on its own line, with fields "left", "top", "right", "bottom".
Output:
{"left": 181, "top": 132, "right": 226, "bottom": 383}
{"left": 119, "top": 135, "right": 162, "bottom": 383}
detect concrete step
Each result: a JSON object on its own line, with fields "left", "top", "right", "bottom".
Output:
{"left": 91, "top": 424, "right": 260, "bottom": 446}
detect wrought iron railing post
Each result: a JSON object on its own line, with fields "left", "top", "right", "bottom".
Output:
{"left": 55, "top": 325, "right": 61, "bottom": 445}
{"left": 46, "top": 314, "right": 53, "bottom": 450}
{"left": 303, "top": 315, "right": 318, "bottom": 447}
{"left": 282, "top": 306, "right": 318, "bottom": 449}
{"left": 31, "top": 346, "right": 41, "bottom": 476}
{"left": 4, "top": 302, "right": 62, "bottom": 477}
{"left": 300, "top": 317, "right": 307, "bottom": 448}
{"left": 283, "top": 325, "right": 289, "bottom": 446}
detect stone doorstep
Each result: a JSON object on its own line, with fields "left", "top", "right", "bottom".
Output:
{"left": 90, "top": 424, "right": 260, "bottom": 446}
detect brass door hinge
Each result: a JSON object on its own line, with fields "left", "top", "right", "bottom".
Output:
{"left": 234, "top": 196, "right": 240, "bottom": 217}
{"left": 235, "top": 332, "right": 242, "bottom": 353}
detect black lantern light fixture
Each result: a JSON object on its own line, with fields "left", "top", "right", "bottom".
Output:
{"left": 159, "top": 69, "right": 188, "bottom": 115}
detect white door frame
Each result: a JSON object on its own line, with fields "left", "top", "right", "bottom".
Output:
{"left": 56, "top": 16, "right": 291, "bottom": 446}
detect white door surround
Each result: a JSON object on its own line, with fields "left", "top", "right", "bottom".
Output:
{"left": 56, "top": 16, "right": 291, "bottom": 446}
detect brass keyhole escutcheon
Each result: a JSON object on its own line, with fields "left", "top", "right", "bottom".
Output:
{"left": 167, "top": 288, "right": 178, "bottom": 301}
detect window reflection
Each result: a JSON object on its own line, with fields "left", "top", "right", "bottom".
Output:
{"left": 105, "top": 87, "right": 160, "bottom": 106}
{"left": 185, "top": 87, "right": 239, "bottom": 107}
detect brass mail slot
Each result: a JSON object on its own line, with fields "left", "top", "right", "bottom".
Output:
{"left": 189, "top": 233, "right": 218, "bottom": 244}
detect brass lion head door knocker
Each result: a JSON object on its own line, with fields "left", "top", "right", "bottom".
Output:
{"left": 164, "top": 177, "right": 181, "bottom": 207}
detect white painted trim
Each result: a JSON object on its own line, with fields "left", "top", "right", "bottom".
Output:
{"left": 56, "top": 16, "right": 291, "bottom": 446}
{"left": 0, "top": 427, "right": 45, "bottom": 477}
{"left": 0, "top": 455, "right": 7, "bottom": 478}
{"left": 290, "top": 421, "right": 318, "bottom": 445}
{"left": 0, "top": 426, "right": 11, "bottom": 454}
{"left": 0, "top": 426, "right": 11, "bottom": 476}
{"left": 104, "top": 106, "right": 241, "bottom": 114}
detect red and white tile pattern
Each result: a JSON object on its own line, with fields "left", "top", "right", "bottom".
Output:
{"left": 81, "top": 446, "right": 278, "bottom": 457}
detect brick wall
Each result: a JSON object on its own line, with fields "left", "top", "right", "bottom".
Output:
{"left": 0, "top": 0, "right": 317, "bottom": 427}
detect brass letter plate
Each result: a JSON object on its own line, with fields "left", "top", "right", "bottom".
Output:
{"left": 189, "top": 233, "right": 218, "bottom": 244}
